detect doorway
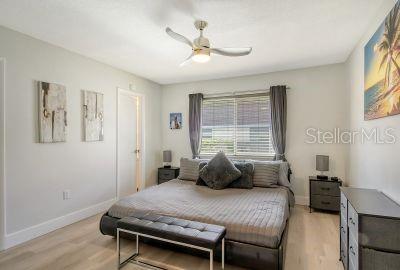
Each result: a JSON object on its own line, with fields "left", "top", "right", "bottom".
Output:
{"left": 117, "top": 88, "right": 144, "bottom": 199}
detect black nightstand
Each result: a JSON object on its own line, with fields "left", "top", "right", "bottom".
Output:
{"left": 309, "top": 176, "right": 342, "bottom": 213}
{"left": 158, "top": 167, "right": 180, "bottom": 184}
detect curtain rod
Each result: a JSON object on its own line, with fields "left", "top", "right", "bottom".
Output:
{"left": 202, "top": 86, "right": 290, "bottom": 99}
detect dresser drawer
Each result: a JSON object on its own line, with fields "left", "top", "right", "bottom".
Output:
{"left": 340, "top": 192, "right": 348, "bottom": 220}
{"left": 311, "top": 181, "right": 340, "bottom": 196}
{"left": 158, "top": 178, "right": 171, "bottom": 185}
{"left": 349, "top": 256, "right": 356, "bottom": 270}
{"left": 310, "top": 194, "right": 340, "bottom": 211}
{"left": 349, "top": 232, "right": 359, "bottom": 270}
{"left": 340, "top": 215, "right": 348, "bottom": 243}
{"left": 341, "top": 238, "right": 348, "bottom": 270}
{"left": 348, "top": 202, "right": 359, "bottom": 239}
{"left": 158, "top": 169, "right": 176, "bottom": 180}
{"left": 361, "top": 247, "right": 400, "bottom": 270}
{"left": 361, "top": 215, "right": 400, "bottom": 252}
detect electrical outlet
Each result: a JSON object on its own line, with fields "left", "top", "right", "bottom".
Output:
{"left": 63, "top": 190, "right": 71, "bottom": 200}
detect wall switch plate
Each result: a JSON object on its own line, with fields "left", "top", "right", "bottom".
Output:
{"left": 63, "top": 190, "right": 71, "bottom": 200}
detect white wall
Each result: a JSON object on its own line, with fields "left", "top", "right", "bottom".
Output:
{"left": 162, "top": 64, "right": 348, "bottom": 202}
{"left": 345, "top": 0, "right": 400, "bottom": 203}
{"left": 0, "top": 58, "right": 5, "bottom": 250}
{"left": 0, "top": 26, "right": 162, "bottom": 249}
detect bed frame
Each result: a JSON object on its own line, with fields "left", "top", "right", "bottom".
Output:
{"left": 100, "top": 213, "right": 289, "bottom": 270}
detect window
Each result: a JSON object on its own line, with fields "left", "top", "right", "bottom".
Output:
{"left": 200, "top": 93, "right": 275, "bottom": 157}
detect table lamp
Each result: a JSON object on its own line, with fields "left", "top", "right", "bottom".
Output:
{"left": 163, "top": 150, "right": 172, "bottom": 168}
{"left": 316, "top": 155, "right": 329, "bottom": 179}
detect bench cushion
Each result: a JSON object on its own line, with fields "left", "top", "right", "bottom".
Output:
{"left": 117, "top": 211, "right": 226, "bottom": 249}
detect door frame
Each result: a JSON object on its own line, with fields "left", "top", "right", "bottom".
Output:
{"left": 0, "top": 57, "right": 6, "bottom": 250}
{"left": 116, "top": 88, "right": 145, "bottom": 199}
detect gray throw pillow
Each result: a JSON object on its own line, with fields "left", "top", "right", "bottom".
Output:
{"left": 228, "top": 162, "right": 254, "bottom": 189}
{"left": 195, "top": 162, "right": 208, "bottom": 186}
{"left": 199, "top": 152, "right": 241, "bottom": 190}
{"left": 252, "top": 161, "right": 280, "bottom": 187}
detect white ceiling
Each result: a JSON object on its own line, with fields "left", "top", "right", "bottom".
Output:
{"left": 0, "top": 0, "right": 385, "bottom": 84}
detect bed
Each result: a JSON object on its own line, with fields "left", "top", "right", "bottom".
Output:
{"left": 100, "top": 179, "right": 293, "bottom": 270}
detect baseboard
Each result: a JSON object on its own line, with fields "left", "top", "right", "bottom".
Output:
{"left": 2, "top": 198, "right": 116, "bottom": 250}
{"left": 295, "top": 196, "right": 309, "bottom": 206}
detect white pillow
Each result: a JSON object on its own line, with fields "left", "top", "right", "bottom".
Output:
{"left": 275, "top": 161, "right": 291, "bottom": 187}
{"left": 251, "top": 160, "right": 291, "bottom": 188}
{"left": 252, "top": 162, "right": 280, "bottom": 187}
{"left": 178, "top": 158, "right": 204, "bottom": 181}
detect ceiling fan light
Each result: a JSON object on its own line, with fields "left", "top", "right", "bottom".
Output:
{"left": 192, "top": 50, "right": 210, "bottom": 63}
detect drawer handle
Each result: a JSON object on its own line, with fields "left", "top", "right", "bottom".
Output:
{"left": 349, "top": 217, "right": 356, "bottom": 225}
{"left": 321, "top": 187, "right": 331, "bottom": 191}
{"left": 341, "top": 203, "right": 346, "bottom": 208}
{"left": 350, "top": 246, "right": 356, "bottom": 256}
{"left": 340, "top": 226, "right": 346, "bottom": 234}
{"left": 321, "top": 201, "right": 330, "bottom": 205}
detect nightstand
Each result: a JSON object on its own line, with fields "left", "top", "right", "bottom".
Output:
{"left": 158, "top": 167, "right": 180, "bottom": 184}
{"left": 309, "top": 176, "right": 342, "bottom": 212}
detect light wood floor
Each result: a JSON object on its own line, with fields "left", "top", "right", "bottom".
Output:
{"left": 0, "top": 206, "right": 344, "bottom": 270}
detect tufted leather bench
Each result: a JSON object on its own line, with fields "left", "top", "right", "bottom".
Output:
{"left": 116, "top": 211, "right": 226, "bottom": 270}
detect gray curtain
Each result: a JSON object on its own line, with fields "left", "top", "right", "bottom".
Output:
{"left": 189, "top": 93, "right": 203, "bottom": 158}
{"left": 270, "top": 85, "right": 287, "bottom": 161}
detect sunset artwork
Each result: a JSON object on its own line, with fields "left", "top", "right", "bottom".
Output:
{"left": 365, "top": 2, "right": 400, "bottom": 120}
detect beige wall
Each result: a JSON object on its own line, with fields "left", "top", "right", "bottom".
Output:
{"left": 0, "top": 26, "right": 162, "bottom": 248}
{"left": 345, "top": 0, "right": 400, "bottom": 203}
{"left": 161, "top": 64, "right": 349, "bottom": 203}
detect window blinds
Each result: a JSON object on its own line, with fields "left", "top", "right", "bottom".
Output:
{"left": 200, "top": 94, "right": 274, "bottom": 156}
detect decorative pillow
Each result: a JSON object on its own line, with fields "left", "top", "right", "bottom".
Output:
{"left": 275, "top": 161, "right": 291, "bottom": 187}
{"left": 228, "top": 161, "right": 254, "bottom": 189}
{"left": 257, "top": 160, "right": 291, "bottom": 187}
{"left": 198, "top": 152, "right": 241, "bottom": 190}
{"left": 195, "top": 162, "right": 208, "bottom": 186}
{"left": 252, "top": 161, "right": 280, "bottom": 187}
{"left": 178, "top": 158, "right": 204, "bottom": 181}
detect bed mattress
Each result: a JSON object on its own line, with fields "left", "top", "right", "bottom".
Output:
{"left": 107, "top": 179, "right": 291, "bottom": 248}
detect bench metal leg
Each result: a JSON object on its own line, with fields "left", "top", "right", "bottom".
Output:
{"left": 136, "top": 234, "right": 139, "bottom": 254}
{"left": 117, "top": 229, "right": 140, "bottom": 269}
{"left": 117, "top": 228, "right": 224, "bottom": 270}
{"left": 222, "top": 238, "right": 225, "bottom": 269}
{"left": 210, "top": 249, "right": 213, "bottom": 270}
{"left": 117, "top": 229, "right": 120, "bottom": 268}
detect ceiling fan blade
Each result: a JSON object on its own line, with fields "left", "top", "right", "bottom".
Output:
{"left": 211, "top": 47, "right": 252, "bottom": 57}
{"left": 166, "top": 27, "right": 193, "bottom": 47}
{"left": 179, "top": 52, "right": 194, "bottom": 67}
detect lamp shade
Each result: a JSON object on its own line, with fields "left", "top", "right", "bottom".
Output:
{"left": 163, "top": 150, "right": 172, "bottom": 163}
{"left": 316, "top": 155, "right": 329, "bottom": 171}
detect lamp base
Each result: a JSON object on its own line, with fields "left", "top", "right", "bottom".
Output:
{"left": 163, "top": 165, "right": 171, "bottom": 168}
{"left": 317, "top": 175, "right": 329, "bottom": 180}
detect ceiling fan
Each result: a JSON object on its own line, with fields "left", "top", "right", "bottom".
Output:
{"left": 166, "top": 20, "right": 252, "bottom": 66}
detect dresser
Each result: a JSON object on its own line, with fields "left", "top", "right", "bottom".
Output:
{"left": 158, "top": 167, "right": 180, "bottom": 184}
{"left": 309, "top": 176, "right": 342, "bottom": 212}
{"left": 340, "top": 187, "right": 400, "bottom": 270}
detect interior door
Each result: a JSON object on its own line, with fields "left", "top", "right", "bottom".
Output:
{"left": 118, "top": 91, "right": 138, "bottom": 198}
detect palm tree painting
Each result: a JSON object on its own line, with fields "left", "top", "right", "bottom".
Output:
{"left": 365, "top": 1, "right": 400, "bottom": 120}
